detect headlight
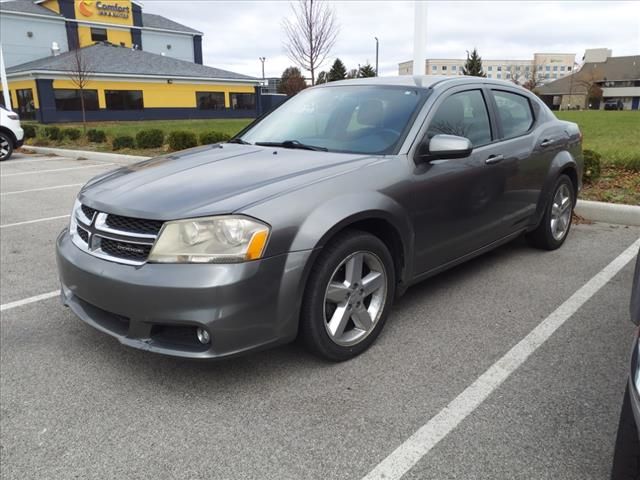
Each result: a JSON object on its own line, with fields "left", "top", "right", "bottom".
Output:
{"left": 148, "top": 216, "right": 270, "bottom": 264}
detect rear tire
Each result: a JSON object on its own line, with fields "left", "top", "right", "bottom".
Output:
{"left": 0, "top": 132, "right": 13, "bottom": 161}
{"left": 611, "top": 386, "right": 640, "bottom": 480}
{"left": 300, "top": 230, "right": 395, "bottom": 362}
{"left": 526, "top": 174, "right": 574, "bottom": 250}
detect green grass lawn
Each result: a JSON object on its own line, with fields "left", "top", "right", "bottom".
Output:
{"left": 555, "top": 110, "right": 640, "bottom": 170}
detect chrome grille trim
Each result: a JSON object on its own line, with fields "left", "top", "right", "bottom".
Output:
{"left": 70, "top": 202, "right": 163, "bottom": 266}
{"left": 94, "top": 213, "right": 157, "bottom": 240}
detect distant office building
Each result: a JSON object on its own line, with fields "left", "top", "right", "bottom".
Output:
{"left": 537, "top": 51, "right": 640, "bottom": 110}
{"left": 399, "top": 53, "right": 576, "bottom": 84}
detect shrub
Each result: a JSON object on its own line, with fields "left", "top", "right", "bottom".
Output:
{"left": 136, "top": 129, "right": 165, "bottom": 149}
{"left": 168, "top": 130, "right": 198, "bottom": 151}
{"left": 112, "top": 135, "right": 135, "bottom": 151}
{"left": 199, "top": 131, "right": 231, "bottom": 145}
{"left": 87, "top": 129, "right": 106, "bottom": 143}
{"left": 582, "top": 149, "right": 602, "bottom": 183}
{"left": 62, "top": 128, "right": 81, "bottom": 141}
{"left": 23, "top": 124, "right": 38, "bottom": 139}
{"left": 44, "top": 126, "right": 61, "bottom": 141}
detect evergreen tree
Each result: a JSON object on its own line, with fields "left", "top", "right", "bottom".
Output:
{"left": 316, "top": 71, "right": 328, "bottom": 84}
{"left": 328, "top": 58, "right": 347, "bottom": 82}
{"left": 358, "top": 63, "right": 376, "bottom": 78}
{"left": 278, "top": 66, "right": 307, "bottom": 96}
{"left": 461, "top": 48, "right": 486, "bottom": 77}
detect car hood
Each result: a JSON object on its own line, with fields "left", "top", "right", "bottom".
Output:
{"left": 80, "top": 144, "right": 374, "bottom": 219}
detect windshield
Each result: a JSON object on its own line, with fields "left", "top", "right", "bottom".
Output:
{"left": 240, "top": 85, "right": 428, "bottom": 155}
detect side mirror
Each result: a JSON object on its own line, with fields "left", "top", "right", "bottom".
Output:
{"left": 416, "top": 134, "right": 473, "bottom": 162}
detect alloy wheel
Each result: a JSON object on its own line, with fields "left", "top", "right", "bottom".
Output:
{"left": 323, "top": 251, "right": 387, "bottom": 347}
{"left": 550, "top": 183, "right": 573, "bottom": 241}
{"left": 0, "top": 137, "right": 9, "bottom": 160}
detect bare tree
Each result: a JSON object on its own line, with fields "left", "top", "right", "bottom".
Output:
{"left": 282, "top": 0, "right": 339, "bottom": 85}
{"left": 68, "top": 47, "right": 94, "bottom": 133}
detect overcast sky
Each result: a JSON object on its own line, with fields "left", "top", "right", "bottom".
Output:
{"left": 141, "top": 0, "right": 640, "bottom": 78}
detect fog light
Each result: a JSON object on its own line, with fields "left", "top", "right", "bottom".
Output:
{"left": 196, "top": 327, "right": 211, "bottom": 345}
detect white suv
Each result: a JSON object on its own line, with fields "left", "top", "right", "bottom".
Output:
{"left": 0, "top": 105, "right": 25, "bottom": 161}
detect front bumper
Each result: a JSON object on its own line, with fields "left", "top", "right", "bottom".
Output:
{"left": 629, "top": 331, "right": 640, "bottom": 438}
{"left": 56, "top": 229, "right": 312, "bottom": 359}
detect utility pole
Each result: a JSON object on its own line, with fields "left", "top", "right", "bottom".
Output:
{"left": 374, "top": 37, "right": 379, "bottom": 76}
{"left": 413, "top": 1, "right": 427, "bottom": 75}
{"left": 259, "top": 57, "right": 266, "bottom": 80}
{"left": 0, "top": 45, "right": 11, "bottom": 109}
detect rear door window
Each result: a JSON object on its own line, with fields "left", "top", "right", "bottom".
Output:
{"left": 492, "top": 90, "right": 534, "bottom": 139}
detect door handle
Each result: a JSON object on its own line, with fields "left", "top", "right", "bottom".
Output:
{"left": 485, "top": 154, "right": 504, "bottom": 165}
{"left": 540, "top": 139, "right": 554, "bottom": 148}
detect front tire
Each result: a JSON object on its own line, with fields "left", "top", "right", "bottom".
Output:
{"left": 526, "top": 174, "right": 575, "bottom": 250}
{"left": 300, "top": 230, "right": 396, "bottom": 361}
{"left": 0, "top": 132, "right": 13, "bottom": 161}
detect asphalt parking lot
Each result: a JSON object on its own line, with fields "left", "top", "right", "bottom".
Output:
{"left": 1, "top": 151, "right": 639, "bottom": 480}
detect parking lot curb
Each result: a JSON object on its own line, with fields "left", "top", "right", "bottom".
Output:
{"left": 24, "top": 146, "right": 150, "bottom": 165}
{"left": 575, "top": 199, "right": 640, "bottom": 227}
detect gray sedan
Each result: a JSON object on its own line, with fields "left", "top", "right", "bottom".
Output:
{"left": 56, "top": 76, "right": 583, "bottom": 361}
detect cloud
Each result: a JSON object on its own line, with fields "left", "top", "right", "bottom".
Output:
{"left": 142, "top": 0, "right": 640, "bottom": 78}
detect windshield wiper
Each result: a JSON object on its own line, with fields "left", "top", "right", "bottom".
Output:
{"left": 227, "top": 138, "right": 251, "bottom": 145}
{"left": 255, "top": 140, "right": 328, "bottom": 152}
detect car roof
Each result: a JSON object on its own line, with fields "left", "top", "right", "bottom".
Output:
{"left": 318, "top": 75, "right": 528, "bottom": 91}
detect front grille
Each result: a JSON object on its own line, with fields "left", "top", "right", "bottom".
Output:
{"left": 105, "top": 214, "right": 163, "bottom": 236}
{"left": 73, "top": 203, "right": 161, "bottom": 265}
{"left": 77, "top": 226, "right": 89, "bottom": 243}
{"left": 100, "top": 238, "right": 152, "bottom": 262}
{"left": 81, "top": 205, "right": 96, "bottom": 221}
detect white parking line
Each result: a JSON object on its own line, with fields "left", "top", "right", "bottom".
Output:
{"left": 0, "top": 290, "right": 61, "bottom": 312}
{"left": 0, "top": 164, "right": 113, "bottom": 177}
{"left": 1, "top": 183, "right": 83, "bottom": 196}
{"left": 0, "top": 157, "right": 64, "bottom": 165}
{"left": 362, "top": 237, "right": 640, "bottom": 480}
{"left": 0, "top": 214, "right": 70, "bottom": 229}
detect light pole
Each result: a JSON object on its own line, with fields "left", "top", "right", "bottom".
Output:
{"left": 374, "top": 37, "right": 379, "bottom": 76}
{"left": 259, "top": 57, "right": 266, "bottom": 80}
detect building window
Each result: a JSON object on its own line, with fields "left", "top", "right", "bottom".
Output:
{"left": 497, "top": 66, "right": 502, "bottom": 71}
{"left": 90, "top": 28, "right": 108, "bottom": 42}
{"left": 487, "top": 74, "right": 492, "bottom": 78}
{"left": 560, "top": 66, "right": 566, "bottom": 71}
{"left": 506, "top": 73, "right": 511, "bottom": 79}
{"left": 497, "top": 73, "right": 502, "bottom": 79}
{"left": 567, "top": 66, "right": 572, "bottom": 71}
{"left": 442, "top": 65, "right": 447, "bottom": 71}
{"left": 431, "top": 65, "right": 437, "bottom": 71}
{"left": 54, "top": 89, "right": 99, "bottom": 111}
{"left": 553, "top": 65, "right": 558, "bottom": 71}
{"left": 545, "top": 65, "right": 550, "bottom": 71}
{"left": 451, "top": 65, "right": 457, "bottom": 71}
{"left": 105, "top": 90, "right": 143, "bottom": 110}
{"left": 16, "top": 88, "right": 36, "bottom": 119}
{"left": 230, "top": 93, "right": 255, "bottom": 110}
{"left": 538, "top": 65, "right": 543, "bottom": 71}
{"left": 545, "top": 73, "right": 550, "bottom": 79}
{"left": 196, "top": 92, "right": 225, "bottom": 110}
{"left": 525, "top": 66, "right": 530, "bottom": 71}
{"left": 488, "top": 66, "right": 493, "bottom": 71}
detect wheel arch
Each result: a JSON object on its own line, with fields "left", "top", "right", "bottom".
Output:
{"left": 0, "top": 126, "right": 18, "bottom": 146}
{"left": 531, "top": 150, "right": 579, "bottom": 230}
